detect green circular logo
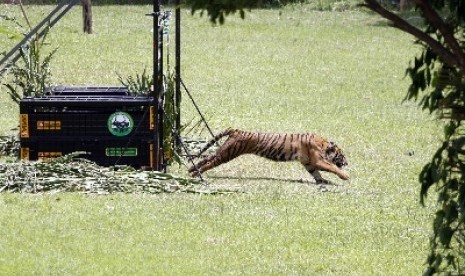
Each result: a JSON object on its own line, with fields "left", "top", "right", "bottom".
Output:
{"left": 108, "top": 112, "right": 134, "bottom": 137}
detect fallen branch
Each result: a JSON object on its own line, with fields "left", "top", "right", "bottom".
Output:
{"left": 0, "top": 153, "right": 239, "bottom": 194}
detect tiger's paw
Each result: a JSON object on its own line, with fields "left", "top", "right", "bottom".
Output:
{"left": 339, "top": 171, "right": 349, "bottom": 180}
{"left": 189, "top": 170, "right": 202, "bottom": 178}
{"left": 315, "top": 178, "right": 329, "bottom": 185}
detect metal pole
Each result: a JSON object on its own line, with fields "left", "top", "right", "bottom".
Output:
{"left": 175, "top": 0, "right": 181, "bottom": 146}
{"left": 158, "top": 23, "right": 165, "bottom": 171}
{"left": 153, "top": 0, "right": 160, "bottom": 171}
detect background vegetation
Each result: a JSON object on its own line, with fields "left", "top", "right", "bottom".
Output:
{"left": 0, "top": 3, "right": 443, "bottom": 274}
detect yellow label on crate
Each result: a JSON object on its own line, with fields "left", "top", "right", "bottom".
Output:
{"left": 20, "top": 147, "right": 29, "bottom": 160}
{"left": 37, "top": 120, "right": 62, "bottom": 130}
{"left": 38, "top": 152, "right": 62, "bottom": 160}
{"left": 20, "top": 114, "right": 29, "bottom": 138}
{"left": 150, "top": 106, "right": 155, "bottom": 130}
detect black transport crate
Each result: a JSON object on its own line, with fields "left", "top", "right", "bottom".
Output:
{"left": 19, "top": 86, "right": 158, "bottom": 168}
{"left": 20, "top": 138, "right": 156, "bottom": 168}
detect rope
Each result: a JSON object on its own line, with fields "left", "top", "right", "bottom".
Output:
{"left": 180, "top": 78, "right": 219, "bottom": 147}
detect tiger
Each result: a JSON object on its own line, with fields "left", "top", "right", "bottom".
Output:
{"left": 188, "top": 128, "right": 349, "bottom": 183}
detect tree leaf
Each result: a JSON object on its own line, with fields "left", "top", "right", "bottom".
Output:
{"left": 439, "top": 226, "right": 454, "bottom": 248}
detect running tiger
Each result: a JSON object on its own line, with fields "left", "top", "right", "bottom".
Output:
{"left": 188, "top": 128, "right": 349, "bottom": 183}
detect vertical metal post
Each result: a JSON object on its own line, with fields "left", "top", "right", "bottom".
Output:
{"left": 175, "top": 0, "right": 181, "bottom": 141}
{"left": 158, "top": 23, "right": 165, "bottom": 171}
{"left": 152, "top": 0, "right": 160, "bottom": 171}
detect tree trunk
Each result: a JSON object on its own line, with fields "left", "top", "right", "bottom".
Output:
{"left": 82, "top": 0, "right": 92, "bottom": 34}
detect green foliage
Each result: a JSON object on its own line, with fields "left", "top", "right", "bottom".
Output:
{"left": 8, "top": 0, "right": 154, "bottom": 4}
{"left": 0, "top": 14, "right": 24, "bottom": 41}
{"left": 162, "top": 71, "right": 182, "bottom": 166}
{"left": 0, "top": 133, "right": 19, "bottom": 157}
{"left": 117, "top": 68, "right": 181, "bottom": 166}
{"left": 399, "top": 1, "right": 465, "bottom": 273}
{"left": 185, "top": 0, "right": 251, "bottom": 24}
{"left": 184, "top": 0, "right": 362, "bottom": 23}
{"left": 0, "top": 152, "right": 231, "bottom": 194}
{"left": 359, "top": 0, "right": 465, "bottom": 271}
{"left": 2, "top": 29, "right": 57, "bottom": 103}
{"left": 419, "top": 122, "right": 465, "bottom": 274}
{"left": 117, "top": 67, "right": 153, "bottom": 96}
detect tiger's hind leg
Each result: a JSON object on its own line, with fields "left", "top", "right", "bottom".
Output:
{"left": 188, "top": 154, "right": 214, "bottom": 176}
{"left": 188, "top": 137, "right": 244, "bottom": 177}
{"left": 188, "top": 153, "right": 235, "bottom": 177}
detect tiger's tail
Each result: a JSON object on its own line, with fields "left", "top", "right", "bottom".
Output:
{"left": 193, "top": 128, "right": 235, "bottom": 159}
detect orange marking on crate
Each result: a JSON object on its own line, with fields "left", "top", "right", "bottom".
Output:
{"left": 150, "top": 143, "right": 154, "bottom": 169}
{"left": 20, "top": 147, "right": 30, "bottom": 160}
{"left": 150, "top": 106, "right": 155, "bottom": 130}
{"left": 20, "top": 114, "right": 29, "bottom": 138}
{"left": 38, "top": 152, "right": 62, "bottom": 160}
{"left": 37, "top": 120, "right": 62, "bottom": 130}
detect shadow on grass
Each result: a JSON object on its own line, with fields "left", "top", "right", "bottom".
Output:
{"left": 207, "top": 175, "right": 343, "bottom": 187}
{"left": 363, "top": 9, "right": 426, "bottom": 29}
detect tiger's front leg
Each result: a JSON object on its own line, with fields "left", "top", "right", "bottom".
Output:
{"left": 303, "top": 163, "right": 328, "bottom": 184}
{"left": 314, "top": 160, "right": 349, "bottom": 180}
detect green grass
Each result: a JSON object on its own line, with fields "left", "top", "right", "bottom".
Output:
{"left": 0, "top": 192, "right": 431, "bottom": 275}
{"left": 0, "top": 4, "right": 441, "bottom": 275}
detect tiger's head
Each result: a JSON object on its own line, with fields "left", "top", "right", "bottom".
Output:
{"left": 325, "top": 142, "right": 348, "bottom": 168}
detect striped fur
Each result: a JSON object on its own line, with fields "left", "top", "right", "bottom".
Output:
{"left": 188, "top": 128, "right": 349, "bottom": 183}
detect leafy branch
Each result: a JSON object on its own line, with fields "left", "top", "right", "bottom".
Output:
{"left": 0, "top": 152, "right": 239, "bottom": 195}
{"left": 2, "top": 25, "right": 57, "bottom": 103}
{"left": 361, "top": 0, "right": 465, "bottom": 274}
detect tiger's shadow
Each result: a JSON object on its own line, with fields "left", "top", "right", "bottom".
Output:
{"left": 207, "top": 175, "right": 342, "bottom": 187}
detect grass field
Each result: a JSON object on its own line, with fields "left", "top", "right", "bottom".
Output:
{"left": 0, "top": 4, "right": 442, "bottom": 275}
